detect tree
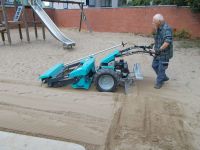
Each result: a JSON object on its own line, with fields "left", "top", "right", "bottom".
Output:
{"left": 188, "top": 0, "right": 200, "bottom": 12}
{"left": 173, "top": 0, "right": 188, "bottom": 6}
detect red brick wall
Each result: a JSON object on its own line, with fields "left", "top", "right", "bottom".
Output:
{"left": 53, "top": 6, "right": 200, "bottom": 38}
{"left": 3, "top": 7, "right": 54, "bottom": 27}
{"left": 4, "top": 6, "right": 200, "bottom": 37}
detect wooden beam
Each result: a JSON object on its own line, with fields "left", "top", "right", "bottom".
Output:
{"left": 41, "top": 0, "right": 84, "bottom": 5}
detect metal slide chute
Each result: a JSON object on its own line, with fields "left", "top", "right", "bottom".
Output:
{"left": 30, "top": 1, "right": 75, "bottom": 47}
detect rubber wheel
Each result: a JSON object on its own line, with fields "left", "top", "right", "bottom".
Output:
{"left": 94, "top": 69, "right": 119, "bottom": 92}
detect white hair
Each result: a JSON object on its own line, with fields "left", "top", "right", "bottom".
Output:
{"left": 153, "top": 14, "right": 164, "bottom": 21}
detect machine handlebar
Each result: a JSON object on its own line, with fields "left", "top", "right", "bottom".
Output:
{"left": 120, "top": 44, "right": 157, "bottom": 57}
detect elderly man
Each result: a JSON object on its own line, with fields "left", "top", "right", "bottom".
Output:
{"left": 152, "top": 14, "right": 173, "bottom": 89}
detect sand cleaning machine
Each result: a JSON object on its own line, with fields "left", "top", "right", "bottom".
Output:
{"left": 39, "top": 43, "right": 156, "bottom": 93}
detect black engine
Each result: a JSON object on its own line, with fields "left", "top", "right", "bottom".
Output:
{"left": 115, "top": 59, "right": 130, "bottom": 78}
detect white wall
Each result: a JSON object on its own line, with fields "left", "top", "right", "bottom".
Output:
{"left": 51, "top": 0, "right": 86, "bottom": 9}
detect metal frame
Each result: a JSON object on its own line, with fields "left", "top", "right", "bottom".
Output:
{"left": 41, "top": 0, "right": 92, "bottom": 32}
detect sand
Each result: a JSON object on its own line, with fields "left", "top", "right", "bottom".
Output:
{"left": 0, "top": 28, "right": 200, "bottom": 150}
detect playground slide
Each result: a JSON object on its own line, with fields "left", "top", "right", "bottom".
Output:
{"left": 30, "top": 2, "right": 75, "bottom": 47}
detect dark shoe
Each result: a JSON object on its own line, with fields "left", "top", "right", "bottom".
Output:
{"left": 154, "top": 83, "right": 163, "bottom": 89}
{"left": 163, "top": 77, "right": 169, "bottom": 82}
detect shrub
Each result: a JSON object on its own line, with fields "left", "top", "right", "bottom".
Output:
{"left": 173, "top": 29, "right": 191, "bottom": 39}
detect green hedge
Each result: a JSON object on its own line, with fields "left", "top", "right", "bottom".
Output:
{"left": 127, "top": 0, "right": 200, "bottom": 12}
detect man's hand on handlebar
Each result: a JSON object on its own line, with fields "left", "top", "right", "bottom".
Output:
{"left": 155, "top": 50, "right": 161, "bottom": 56}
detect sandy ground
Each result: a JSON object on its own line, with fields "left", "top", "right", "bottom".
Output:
{"left": 0, "top": 28, "right": 200, "bottom": 150}
{"left": 0, "top": 131, "right": 85, "bottom": 150}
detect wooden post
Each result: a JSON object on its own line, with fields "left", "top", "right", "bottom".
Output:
{"left": 22, "top": 4, "right": 30, "bottom": 42}
{"left": 32, "top": 10, "right": 38, "bottom": 39}
{"left": 78, "top": 3, "right": 92, "bottom": 33}
{"left": 13, "top": 0, "right": 23, "bottom": 40}
{"left": 1, "top": 0, "right": 11, "bottom": 44}
{"left": 79, "top": 3, "right": 83, "bottom": 32}
{"left": 0, "top": 29, "right": 6, "bottom": 44}
{"left": 42, "top": 23, "right": 45, "bottom": 40}
{"left": 18, "top": 24, "right": 23, "bottom": 40}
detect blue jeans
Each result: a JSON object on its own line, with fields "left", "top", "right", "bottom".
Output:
{"left": 152, "top": 58, "right": 169, "bottom": 85}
